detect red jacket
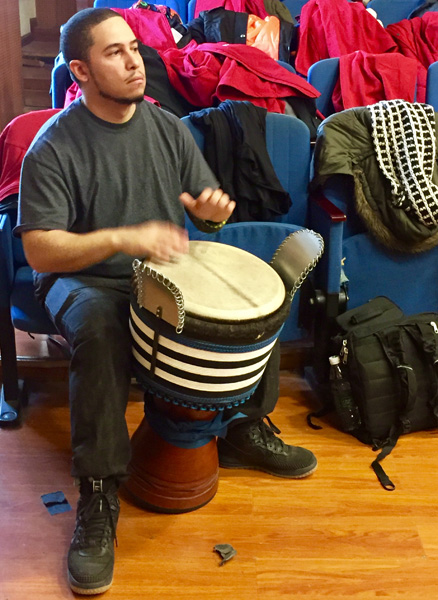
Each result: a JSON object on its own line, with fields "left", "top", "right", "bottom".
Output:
{"left": 159, "top": 41, "right": 320, "bottom": 113}
{"left": 387, "top": 13, "right": 438, "bottom": 103}
{"left": 333, "top": 51, "right": 418, "bottom": 112}
{"left": 112, "top": 8, "right": 177, "bottom": 51}
{"left": 0, "top": 109, "right": 61, "bottom": 203}
{"left": 295, "top": 0, "right": 397, "bottom": 76}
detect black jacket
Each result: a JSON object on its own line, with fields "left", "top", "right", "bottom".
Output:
{"left": 189, "top": 100, "right": 291, "bottom": 222}
{"left": 187, "top": 7, "right": 298, "bottom": 64}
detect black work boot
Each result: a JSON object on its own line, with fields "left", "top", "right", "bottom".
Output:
{"left": 218, "top": 417, "right": 317, "bottom": 478}
{"left": 68, "top": 477, "right": 120, "bottom": 595}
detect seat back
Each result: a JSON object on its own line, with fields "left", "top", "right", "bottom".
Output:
{"left": 51, "top": 54, "right": 73, "bottom": 108}
{"left": 277, "top": 60, "right": 296, "bottom": 74}
{"left": 342, "top": 232, "right": 438, "bottom": 315}
{"left": 94, "top": 0, "right": 189, "bottom": 22}
{"left": 187, "top": 0, "right": 196, "bottom": 21}
{"left": 94, "top": 0, "right": 135, "bottom": 6}
{"left": 366, "top": 0, "right": 424, "bottom": 26}
{"left": 426, "top": 61, "right": 438, "bottom": 111}
{"left": 282, "top": 0, "right": 310, "bottom": 20}
{"left": 307, "top": 57, "right": 339, "bottom": 118}
{"left": 182, "top": 111, "right": 311, "bottom": 226}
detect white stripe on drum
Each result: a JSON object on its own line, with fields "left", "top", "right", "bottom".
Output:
{"left": 129, "top": 306, "right": 278, "bottom": 362}
{"left": 132, "top": 347, "right": 268, "bottom": 393}
{"left": 129, "top": 320, "right": 272, "bottom": 377}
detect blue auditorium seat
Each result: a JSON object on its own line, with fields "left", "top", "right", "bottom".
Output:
{"left": 93, "top": 0, "right": 188, "bottom": 23}
{"left": 366, "top": 0, "right": 424, "bottom": 26}
{"left": 426, "top": 61, "right": 438, "bottom": 110}
{"left": 307, "top": 57, "right": 339, "bottom": 118}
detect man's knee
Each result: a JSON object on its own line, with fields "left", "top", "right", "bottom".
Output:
{"left": 45, "top": 280, "right": 130, "bottom": 349}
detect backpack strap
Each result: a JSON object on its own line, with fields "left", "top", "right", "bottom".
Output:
{"left": 306, "top": 404, "right": 333, "bottom": 429}
{"left": 371, "top": 430, "right": 398, "bottom": 491}
{"left": 381, "top": 327, "right": 418, "bottom": 424}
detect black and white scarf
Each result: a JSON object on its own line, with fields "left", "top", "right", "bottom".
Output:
{"left": 368, "top": 99, "right": 438, "bottom": 228}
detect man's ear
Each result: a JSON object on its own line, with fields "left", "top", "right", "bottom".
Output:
{"left": 69, "top": 60, "right": 90, "bottom": 84}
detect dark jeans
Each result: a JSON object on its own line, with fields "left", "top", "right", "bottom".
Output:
{"left": 44, "top": 276, "right": 280, "bottom": 480}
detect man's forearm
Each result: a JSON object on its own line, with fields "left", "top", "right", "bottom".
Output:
{"left": 21, "top": 220, "right": 190, "bottom": 273}
{"left": 22, "top": 228, "right": 122, "bottom": 273}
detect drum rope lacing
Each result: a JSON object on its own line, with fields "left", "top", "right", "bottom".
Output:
{"left": 132, "top": 259, "right": 186, "bottom": 334}
{"left": 270, "top": 229, "right": 324, "bottom": 299}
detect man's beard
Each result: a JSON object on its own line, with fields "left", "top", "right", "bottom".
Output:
{"left": 88, "top": 67, "right": 145, "bottom": 105}
{"left": 98, "top": 89, "right": 145, "bottom": 105}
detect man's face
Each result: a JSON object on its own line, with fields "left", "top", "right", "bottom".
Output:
{"left": 84, "top": 16, "right": 146, "bottom": 104}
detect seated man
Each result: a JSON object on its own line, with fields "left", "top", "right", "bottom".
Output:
{"left": 15, "top": 8, "right": 317, "bottom": 596}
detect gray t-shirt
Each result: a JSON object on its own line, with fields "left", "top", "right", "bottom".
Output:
{"left": 16, "top": 99, "right": 218, "bottom": 299}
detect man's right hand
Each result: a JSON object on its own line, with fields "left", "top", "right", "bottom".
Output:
{"left": 112, "top": 220, "right": 189, "bottom": 263}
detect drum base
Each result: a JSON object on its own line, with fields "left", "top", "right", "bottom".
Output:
{"left": 123, "top": 410, "right": 219, "bottom": 514}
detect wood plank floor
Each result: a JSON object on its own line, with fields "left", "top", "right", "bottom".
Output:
{"left": 1, "top": 361, "right": 438, "bottom": 598}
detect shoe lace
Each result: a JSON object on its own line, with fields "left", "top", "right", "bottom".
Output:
{"left": 251, "top": 416, "right": 288, "bottom": 453}
{"left": 76, "top": 492, "right": 118, "bottom": 548}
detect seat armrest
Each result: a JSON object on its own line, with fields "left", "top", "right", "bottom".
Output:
{"left": 308, "top": 192, "right": 346, "bottom": 295}
{"left": 0, "top": 214, "right": 15, "bottom": 306}
{"left": 310, "top": 191, "right": 346, "bottom": 223}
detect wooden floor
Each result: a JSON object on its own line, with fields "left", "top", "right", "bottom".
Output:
{"left": 1, "top": 345, "right": 438, "bottom": 598}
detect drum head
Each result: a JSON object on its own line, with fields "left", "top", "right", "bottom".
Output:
{"left": 145, "top": 241, "right": 286, "bottom": 320}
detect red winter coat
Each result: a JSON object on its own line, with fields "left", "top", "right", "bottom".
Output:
{"left": 159, "top": 41, "right": 320, "bottom": 113}
{"left": 295, "top": 0, "right": 397, "bottom": 76}
{"left": 333, "top": 51, "right": 418, "bottom": 112}
{"left": 0, "top": 109, "right": 61, "bottom": 203}
{"left": 112, "top": 7, "right": 177, "bottom": 51}
{"left": 387, "top": 13, "right": 438, "bottom": 103}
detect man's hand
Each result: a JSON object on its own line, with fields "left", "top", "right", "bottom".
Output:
{"left": 22, "top": 221, "right": 189, "bottom": 273}
{"left": 113, "top": 220, "right": 189, "bottom": 263}
{"left": 179, "top": 187, "right": 235, "bottom": 223}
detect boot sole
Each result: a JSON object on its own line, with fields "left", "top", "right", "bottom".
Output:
{"left": 219, "top": 460, "right": 318, "bottom": 479}
{"left": 68, "top": 573, "right": 113, "bottom": 595}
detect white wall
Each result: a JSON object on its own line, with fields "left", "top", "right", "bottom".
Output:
{"left": 19, "top": 0, "right": 36, "bottom": 37}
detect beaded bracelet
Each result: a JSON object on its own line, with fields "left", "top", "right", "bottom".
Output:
{"left": 204, "top": 219, "right": 227, "bottom": 230}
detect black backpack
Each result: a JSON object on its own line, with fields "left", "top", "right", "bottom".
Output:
{"left": 309, "top": 296, "right": 438, "bottom": 490}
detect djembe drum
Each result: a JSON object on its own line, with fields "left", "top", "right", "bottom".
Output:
{"left": 124, "top": 232, "right": 323, "bottom": 513}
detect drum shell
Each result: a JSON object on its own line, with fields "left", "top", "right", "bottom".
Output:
{"left": 130, "top": 292, "right": 287, "bottom": 410}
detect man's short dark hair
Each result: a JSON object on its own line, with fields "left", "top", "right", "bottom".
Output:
{"left": 60, "top": 8, "right": 120, "bottom": 77}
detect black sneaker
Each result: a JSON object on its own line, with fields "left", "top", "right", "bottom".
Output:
{"left": 68, "top": 478, "right": 120, "bottom": 595}
{"left": 218, "top": 417, "right": 317, "bottom": 478}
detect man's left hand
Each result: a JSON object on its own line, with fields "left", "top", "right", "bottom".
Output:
{"left": 179, "top": 187, "right": 235, "bottom": 224}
